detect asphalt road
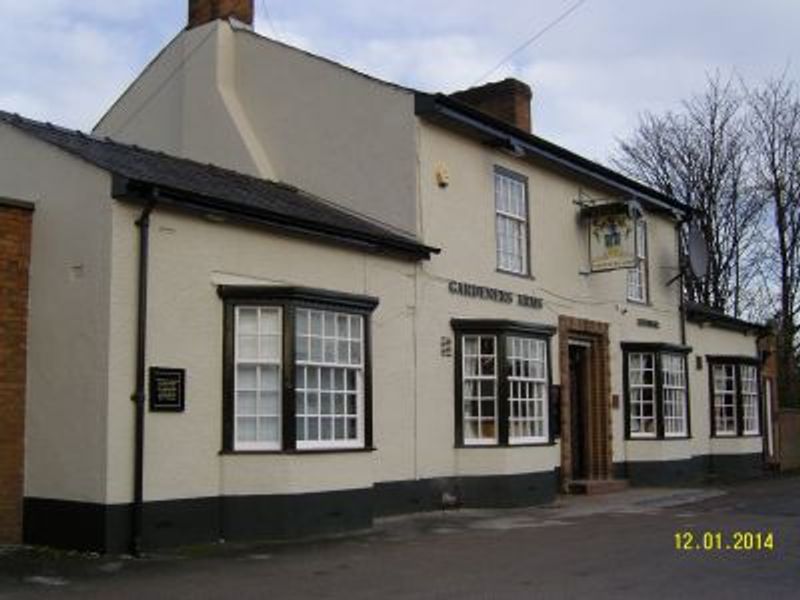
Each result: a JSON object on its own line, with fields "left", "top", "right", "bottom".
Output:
{"left": 1, "top": 475, "right": 799, "bottom": 599}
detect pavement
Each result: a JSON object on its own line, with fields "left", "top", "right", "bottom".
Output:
{"left": 1, "top": 475, "right": 799, "bottom": 599}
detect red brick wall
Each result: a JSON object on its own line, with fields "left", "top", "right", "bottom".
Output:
{"left": 0, "top": 202, "right": 33, "bottom": 543}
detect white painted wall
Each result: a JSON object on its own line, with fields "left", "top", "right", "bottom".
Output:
{"left": 95, "top": 21, "right": 419, "bottom": 236}
{"left": 0, "top": 125, "right": 113, "bottom": 504}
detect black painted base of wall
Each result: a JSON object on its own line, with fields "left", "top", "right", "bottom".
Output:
{"left": 374, "top": 470, "right": 558, "bottom": 516}
{"left": 614, "top": 452, "right": 764, "bottom": 487}
{"left": 23, "top": 470, "right": 558, "bottom": 554}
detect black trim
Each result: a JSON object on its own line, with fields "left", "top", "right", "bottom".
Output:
{"left": 622, "top": 344, "right": 692, "bottom": 441}
{"left": 452, "top": 319, "right": 556, "bottom": 447}
{"left": 115, "top": 179, "right": 437, "bottom": 262}
{"left": 451, "top": 319, "right": 556, "bottom": 337}
{"left": 706, "top": 356, "right": 763, "bottom": 438}
{"left": 415, "top": 93, "right": 690, "bottom": 217}
{"left": 220, "top": 286, "right": 378, "bottom": 453}
{"left": 23, "top": 471, "right": 559, "bottom": 553}
{"left": 0, "top": 196, "right": 35, "bottom": 211}
{"left": 686, "top": 302, "right": 768, "bottom": 334}
{"left": 614, "top": 452, "right": 764, "bottom": 486}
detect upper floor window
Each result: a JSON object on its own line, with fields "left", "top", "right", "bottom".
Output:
{"left": 623, "top": 344, "right": 690, "bottom": 439}
{"left": 454, "top": 319, "right": 555, "bottom": 447}
{"left": 627, "top": 219, "right": 648, "bottom": 303}
{"left": 220, "top": 286, "right": 377, "bottom": 453}
{"left": 709, "top": 358, "right": 761, "bottom": 437}
{"left": 494, "top": 168, "right": 529, "bottom": 276}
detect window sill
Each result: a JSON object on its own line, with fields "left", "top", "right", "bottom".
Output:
{"left": 456, "top": 441, "right": 556, "bottom": 449}
{"left": 625, "top": 436, "right": 692, "bottom": 442}
{"left": 219, "top": 447, "right": 377, "bottom": 456}
{"left": 710, "top": 434, "right": 761, "bottom": 439}
{"left": 496, "top": 268, "right": 535, "bottom": 281}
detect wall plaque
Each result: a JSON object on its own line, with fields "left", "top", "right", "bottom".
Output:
{"left": 149, "top": 367, "right": 186, "bottom": 412}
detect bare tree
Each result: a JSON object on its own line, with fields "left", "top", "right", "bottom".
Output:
{"left": 747, "top": 76, "right": 800, "bottom": 405}
{"left": 613, "top": 74, "right": 762, "bottom": 316}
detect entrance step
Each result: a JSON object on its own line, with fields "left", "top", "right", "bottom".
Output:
{"left": 568, "top": 479, "right": 630, "bottom": 495}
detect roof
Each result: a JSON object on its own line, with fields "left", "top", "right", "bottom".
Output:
{"left": 415, "top": 93, "right": 691, "bottom": 217}
{"left": 0, "top": 111, "right": 436, "bottom": 261}
{"left": 685, "top": 302, "right": 768, "bottom": 335}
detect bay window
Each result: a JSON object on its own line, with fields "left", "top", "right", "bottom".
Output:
{"left": 220, "top": 286, "right": 377, "bottom": 452}
{"left": 454, "top": 320, "right": 555, "bottom": 447}
{"left": 623, "top": 344, "right": 690, "bottom": 439}
{"left": 709, "top": 357, "right": 761, "bottom": 437}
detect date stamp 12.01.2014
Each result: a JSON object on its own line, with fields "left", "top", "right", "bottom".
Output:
{"left": 674, "top": 531, "right": 774, "bottom": 552}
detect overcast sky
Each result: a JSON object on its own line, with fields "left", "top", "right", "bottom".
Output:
{"left": 0, "top": 0, "right": 797, "bottom": 163}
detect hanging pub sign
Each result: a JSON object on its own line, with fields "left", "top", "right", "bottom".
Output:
{"left": 149, "top": 367, "right": 186, "bottom": 412}
{"left": 584, "top": 202, "right": 638, "bottom": 272}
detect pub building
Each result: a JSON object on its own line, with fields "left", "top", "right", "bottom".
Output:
{"left": 0, "top": 0, "right": 772, "bottom": 553}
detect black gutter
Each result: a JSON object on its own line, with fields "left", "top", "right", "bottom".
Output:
{"left": 415, "top": 93, "right": 692, "bottom": 217}
{"left": 685, "top": 302, "right": 768, "bottom": 335}
{"left": 131, "top": 192, "right": 157, "bottom": 556}
{"left": 112, "top": 176, "right": 438, "bottom": 262}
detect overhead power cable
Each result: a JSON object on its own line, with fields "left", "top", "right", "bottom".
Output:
{"left": 472, "top": 0, "right": 588, "bottom": 85}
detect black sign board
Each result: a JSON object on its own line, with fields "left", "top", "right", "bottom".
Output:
{"left": 149, "top": 367, "right": 186, "bottom": 412}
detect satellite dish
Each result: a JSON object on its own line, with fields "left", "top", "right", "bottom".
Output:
{"left": 687, "top": 225, "right": 709, "bottom": 279}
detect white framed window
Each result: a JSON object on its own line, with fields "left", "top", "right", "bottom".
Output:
{"left": 712, "top": 364, "right": 737, "bottom": 436}
{"left": 462, "top": 335, "right": 498, "bottom": 445}
{"left": 495, "top": 169, "right": 529, "bottom": 275}
{"left": 741, "top": 365, "right": 759, "bottom": 435}
{"left": 507, "top": 336, "right": 549, "bottom": 443}
{"left": 628, "top": 352, "right": 657, "bottom": 437}
{"left": 627, "top": 219, "right": 648, "bottom": 302}
{"left": 234, "top": 306, "right": 282, "bottom": 450}
{"left": 662, "top": 353, "right": 688, "bottom": 437}
{"left": 295, "top": 309, "right": 364, "bottom": 449}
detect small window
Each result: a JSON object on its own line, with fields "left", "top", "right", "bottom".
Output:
{"left": 662, "top": 353, "right": 688, "bottom": 437}
{"left": 623, "top": 345, "right": 690, "bottom": 440}
{"left": 709, "top": 358, "right": 761, "bottom": 437}
{"left": 220, "top": 286, "right": 377, "bottom": 453}
{"left": 712, "top": 364, "right": 737, "bottom": 436}
{"left": 627, "top": 220, "right": 648, "bottom": 302}
{"left": 454, "top": 320, "right": 554, "bottom": 447}
{"left": 628, "top": 352, "right": 656, "bottom": 437}
{"left": 494, "top": 169, "right": 529, "bottom": 275}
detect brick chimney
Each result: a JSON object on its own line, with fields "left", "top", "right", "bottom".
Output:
{"left": 188, "top": 0, "right": 254, "bottom": 29}
{"left": 450, "top": 78, "right": 533, "bottom": 133}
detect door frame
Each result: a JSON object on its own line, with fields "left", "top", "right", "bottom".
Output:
{"left": 558, "top": 316, "right": 612, "bottom": 488}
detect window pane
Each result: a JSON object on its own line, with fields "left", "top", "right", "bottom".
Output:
{"left": 495, "top": 171, "right": 528, "bottom": 274}
{"left": 462, "top": 335, "right": 498, "bottom": 444}
{"left": 662, "top": 354, "right": 687, "bottom": 437}
{"left": 628, "top": 353, "right": 656, "bottom": 437}
{"left": 234, "top": 306, "right": 282, "bottom": 449}
{"left": 295, "top": 308, "right": 364, "bottom": 448}
{"left": 507, "top": 337, "right": 548, "bottom": 443}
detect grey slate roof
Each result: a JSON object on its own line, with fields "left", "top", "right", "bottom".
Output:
{"left": 0, "top": 110, "right": 435, "bottom": 260}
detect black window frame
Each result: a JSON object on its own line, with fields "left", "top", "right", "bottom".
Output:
{"left": 452, "top": 319, "right": 556, "bottom": 448}
{"left": 493, "top": 166, "right": 533, "bottom": 280}
{"left": 218, "top": 286, "right": 378, "bottom": 454}
{"left": 622, "top": 342, "right": 692, "bottom": 440}
{"left": 707, "top": 355, "right": 762, "bottom": 438}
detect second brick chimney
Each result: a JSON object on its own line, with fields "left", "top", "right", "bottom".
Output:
{"left": 188, "top": 0, "right": 254, "bottom": 29}
{"left": 450, "top": 78, "right": 533, "bottom": 133}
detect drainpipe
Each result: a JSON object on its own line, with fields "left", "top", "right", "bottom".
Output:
{"left": 676, "top": 218, "right": 687, "bottom": 347}
{"left": 131, "top": 191, "right": 157, "bottom": 557}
